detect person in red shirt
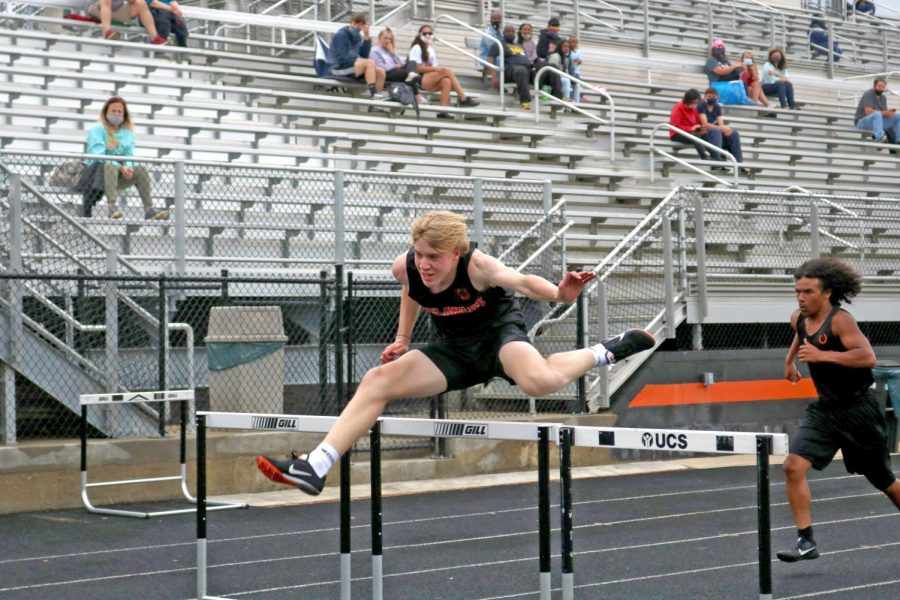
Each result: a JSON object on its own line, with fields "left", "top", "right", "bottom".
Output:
{"left": 669, "top": 89, "right": 712, "bottom": 159}
{"left": 739, "top": 51, "right": 769, "bottom": 107}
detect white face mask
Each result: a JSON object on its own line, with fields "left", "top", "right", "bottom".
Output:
{"left": 107, "top": 114, "right": 124, "bottom": 126}
{"left": 743, "top": 58, "right": 753, "bottom": 65}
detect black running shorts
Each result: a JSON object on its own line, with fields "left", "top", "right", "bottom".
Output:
{"left": 418, "top": 319, "right": 531, "bottom": 392}
{"left": 790, "top": 391, "right": 896, "bottom": 491}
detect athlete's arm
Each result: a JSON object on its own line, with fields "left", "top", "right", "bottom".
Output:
{"left": 381, "top": 254, "right": 421, "bottom": 363}
{"left": 784, "top": 310, "right": 801, "bottom": 383}
{"left": 796, "top": 310, "right": 876, "bottom": 368}
{"left": 469, "top": 251, "right": 594, "bottom": 303}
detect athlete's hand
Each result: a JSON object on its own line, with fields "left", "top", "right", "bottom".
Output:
{"left": 796, "top": 339, "right": 823, "bottom": 363}
{"left": 555, "top": 271, "right": 596, "bottom": 303}
{"left": 784, "top": 360, "right": 801, "bottom": 383}
{"left": 380, "top": 340, "right": 408, "bottom": 363}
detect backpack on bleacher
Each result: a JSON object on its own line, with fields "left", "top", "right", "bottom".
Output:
{"left": 314, "top": 34, "right": 333, "bottom": 77}
{"left": 50, "top": 160, "right": 86, "bottom": 190}
{"left": 386, "top": 81, "right": 419, "bottom": 118}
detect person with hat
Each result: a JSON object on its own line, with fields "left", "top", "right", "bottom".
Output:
{"left": 704, "top": 39, "right": 745, "bottom": 85}
{"left": 536, "top": 16, "right": 563, "bottom": 69}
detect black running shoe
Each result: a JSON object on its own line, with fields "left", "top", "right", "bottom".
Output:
{"left": 776, "top": 537, "right": 819, "bottom": 562}
{"left": 602, "top": 329, "right": 655, "bottom": 363}
{"left": 457, "top": 96, "right": 480, "bottom": 107}
{"left": 256, "top": 452, "right": 325, "bottom": 496}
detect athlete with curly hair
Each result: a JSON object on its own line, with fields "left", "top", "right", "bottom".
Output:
{"left": 778, "top": 257, "right": 900, "bottom": 562}
{"left": 256, "top": 211, "right": 655, "bottom": 496}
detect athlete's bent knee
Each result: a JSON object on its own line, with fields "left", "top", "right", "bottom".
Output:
{"left": 783, "top": 454, "right": 809, "bottom": 479}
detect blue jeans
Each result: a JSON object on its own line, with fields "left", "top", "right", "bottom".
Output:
{"left": 762, "top": 80, "right": 795, "bottom": 108}
{"left": 856, "top": 111, "right": 900, "bottom": 142}
{"left": 702, "top": 128, "right": 743, "bottom": 163}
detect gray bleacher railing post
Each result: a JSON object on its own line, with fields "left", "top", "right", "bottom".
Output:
{"left": 499, "top": 0, "right": 505, "bottom": 24}
{"left": 705, "top": 0, "right": 713, "bottom": 48}
{"left": 573, "top": 0, "right": 580, "bottom": 38}
{"left": 677, "top": 201, "right": 688, "bottom": 294}
{"left": 174, "top": 161, "right": 186, "bottom": 277}
{"left": 473, "top": 178, "right": 485, "bottom": 248}
{"left": 662, "top": 213, "right": 675, "bottom": 340}
{"left": 756, "top": 435, "right": 773, "bottom": 600}
{"left": 768, "top": 14, "right": 776, "bottom": 50}
{"left": 369, "top": 0, "right": 375, "bottom": 23}
{"left": 542, "top": 180, "right": 552, "bottom": 213}
{"left": 576, "top": 294, "right": 587, "bottom": 413}
{"left": 158, "top": 274, "right": 168, "bottom": 436}
{"left": 370, "top": 420, "right": 383, "bottom": 600}
{"left": 105, "top": 250, "right": 119, "bottom": 393}
{"left": 537, "top": 426, "right": 551, "bottom": 600}
{"left": 334, "top": 170, "right": 345, "bottom": 265}
{"left": 4, "top": 174, "right": 22, "bottom": 443}
{"left": 810, "top": 201, "right": 821, "bottom": 258}
{"left": 559, "top": 426, "right": 574, "bottom": 600}
{"left": 881, "top": 28, "right": 888, "bottom": 72}
{"left": 693, "top": 195, "right": 708, "bottom": 324}
{"left": 595, "top": 279, "right": 609, "bottom": 410}
{"left": 642, "top": 0, "right": 651, "bottom": 57}
{"left": 826, "top": 21, "right": 835, "bottom": 79}
{"left": 428, "top": 0, "right": 434, "bottom": 19}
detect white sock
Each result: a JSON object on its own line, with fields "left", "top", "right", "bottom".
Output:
{"left": 588, "top": 343, "right": 614, "bottom": 366}
{"left": 305, "top": 442, "right": 339, "bottom": 478}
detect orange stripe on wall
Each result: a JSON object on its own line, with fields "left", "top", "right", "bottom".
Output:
{"left": 629, "top": 379, "right": 818, "bottom": 408}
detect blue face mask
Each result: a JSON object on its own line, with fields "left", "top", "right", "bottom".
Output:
{"left": 107, "top": 114, "right": 124, "bottom": 126}
{"left": 705, "top": 98, "right": 717, "bottom": 107}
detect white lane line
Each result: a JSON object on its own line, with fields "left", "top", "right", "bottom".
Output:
{"left": 780, "top": 578, "right": 900, "bottom": 599}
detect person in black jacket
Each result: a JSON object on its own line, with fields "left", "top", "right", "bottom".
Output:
{"left": 536, "top": 16, "right": 563, "bottom": 69}
{"left": 329, "top": 12, "right": 386, "bottom": 99}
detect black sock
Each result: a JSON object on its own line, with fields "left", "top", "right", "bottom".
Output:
{"left": 368, "top": 84, "right": 377, "bottom": 96}
{"left": 798, "top": 526, "right": 814, "bottom": 542}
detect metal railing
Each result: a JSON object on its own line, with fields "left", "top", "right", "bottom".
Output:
{"left": 732, "top": 0, "right": 787, "bottom": 49}
{"left": 532, "top": 66, "right": 616, "bottom": 161}
{"left": 649, "top": 123, "right": 739, "bottom": 186}
{"left": 434, "top": 13, "right": 505, "bottom": 109}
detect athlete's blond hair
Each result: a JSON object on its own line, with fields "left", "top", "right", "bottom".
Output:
{"left": 410, "top": 210, "right": 469, "bottom": 254}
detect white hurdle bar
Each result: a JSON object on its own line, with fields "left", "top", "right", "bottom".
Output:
{"left": 558, "top": 426, "right": 789, "bottom": 600}
{"left": 79, "top": 390, "right": 247, "bottom": 519}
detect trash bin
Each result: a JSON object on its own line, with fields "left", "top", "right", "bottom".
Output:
{"left": 873, "top": 360, "right": 900, "bottom": 453}
{"left": 206, "top": 306, "right": 288, "bottom": 413}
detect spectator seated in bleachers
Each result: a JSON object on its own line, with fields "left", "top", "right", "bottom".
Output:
{"left": 696, "top": 87, "right": 746, "bottom": 171}
{"left": 488, "top": 24, "right": 563, "bottom": 110}
{"left": 517, "top": 23, "right": 537, "bottom": 64}
{"left": 761, "top": 49, "right": 799, "bottom": 110}
{"left": 849, "top": 0, "right": 876, "bottom": 16}
{"left": 145, "top": 0, "right": 188, "bottom": 47}
{"left": 808, "top": 15, "right": 842, "bottom": 62}
{"left": 371, "top": 28, "right": 419, "bottom": 84}
{"left": 82, "top": 96, "right": 168, "bottom": 220}
{"left": 557, "top": 39, "right": 577, "bottom": 104}
{"left": 479, "top": 11, "right": 503, "bottom": 65}
{"left": 408, "top": 24, "right": 479, "bottom": 118}
{"left": 536, "top": 17, "right": 563, "bottom": 70}
{"left": 669, "top": 88, "right": 727, "bottom": 163}
{"left": 329, "top": 12, "right": 387, "bottom": 100}
{"left": 854, "top": 78, "right": 900, "bottom": 153}
{"left": 704, "top": 39, "right": 753, "bottom": 106}
{"left": 80, "top": 0, "right": 166, "bottom": 44}
{"left": 568, "top": 37, "right": 586, "bottom": 103}
{"left": 738, "top": 51, "right": 769, "bottom": 107}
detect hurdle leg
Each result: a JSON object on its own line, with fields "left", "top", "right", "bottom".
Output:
{"left": 559, "top": 427, "right": 575, "bottom": 600}
{"left": 757, "top": 435, "right": 773, "bottom": 600}
{"left": 197, "top": 413, "right": 208, "bottom": 599}
{"left": 538, "top": 426, "right": 551, "bottom": 600}
{"left": 340, "top": 452, "right": 351, "bottom": 600}
{"left": 371, "top": 421, "right": 383, "bottom": 600}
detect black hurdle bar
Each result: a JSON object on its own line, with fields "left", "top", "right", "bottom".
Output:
{"left": 559, "top": 426, "right": 575, "bottom": 600}
{"left": 757, "top": 434, "right": 773, "bottom": 600}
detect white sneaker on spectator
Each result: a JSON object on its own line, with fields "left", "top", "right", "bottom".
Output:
{"left": 405, "top": 72, "right": 420, "bottom": 83}
{"left": 416, "top": 95, "right": 429, "bottom": 105}
{"left": 371, "top": 92, "right": 388, "bottom": 101}
{"left": 144, "top": 207, "right": 169, "bottom": 220}
{"left": 108, "top": 207, "right": 124, "bottom": 219}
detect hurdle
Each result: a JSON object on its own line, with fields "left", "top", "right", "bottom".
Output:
{"left": 371, "top": 416, "right": 554, "bottom": 600}
{"left": 557, "top": 426, "right": 789, "bottom": 600}
{"left": 79, "top": 390, "right": 247, "bottom": 519}
{"left": 195, "top": 411, "right": 343, "bottom": 600}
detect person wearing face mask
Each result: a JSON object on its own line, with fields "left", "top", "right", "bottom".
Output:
{"left": 704, "top": 39, "right": 744, "bottom": 85}
{"left": 488, "top": 24, "right": 562, "bottom": 110}
{"left": 761, "top": 49, "right": 798, "bottom": 110}
{"left": 517, "top": 23, "right": 537, "bottom": 64}
{"left": 82, "top": 96, "right": 168, "bottom": 220}
{"left": 329, "top": 12, "right": 387, "bottom": 101}
{"left": 408, "top": 25, "right": 479, "bottom": 119}
{"left": 478, "top": 11, "right": 503, "bottom": 64}
{"left": 738, "top": 51, "right": 768, "bottom": 107}
{"left": 854, "top": 78, "right": 900, "bottom": 152}
{"left": 536, "top": 16, "right": 563, "bottom": 69}
{"left": 669, "top": 89, "right": 714, "bottom": 161}
{"left": 696, "top": 88, "right": 745, "bottom": 170}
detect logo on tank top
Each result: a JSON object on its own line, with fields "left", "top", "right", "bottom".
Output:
{"left": 818, "top": 333, "right": 828, "bottom": 345}
{"left": 455, "top": 288, "right": 472, "bottom": 302}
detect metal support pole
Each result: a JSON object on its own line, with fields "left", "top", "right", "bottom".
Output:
{"left": 768, "top": 14, "right": 776, "bottom": 50}
{"left": 756, "top": 435, "right": 773, "bottom": 600}
{"left": 428, "top": 0, "right": 434, "bottom": 19}
{"left": 662, "top": 213, "right": 675, "bottom": 340}
{"left": 642, "top": 0, "right": 651, "bottom": 57}
{"left": 595, "top": 280, "right": 609, "bottom": 411}
{"left": 542, "top": 180, "right": 552, "bottom": 214}
{"left": 576, "top": 294, "right": 586, "bottom": 413}
{"left": 810, "top": 202, "right": 820, "bottom": 258}
{"left": 196, "top": 413, "right": 208, "bottom": 600}
{"left": 573, "top": 0, "right": 580, "bottom": 39}
{"left": 369, "top": 0, "right": 375, "bottom": 24}
{"left": 538, "top": 426, "right": 551, "bottom": 600}
{"left": 3, "top": 174, "right": 23, "bottom": 444}
{"left": 706, "top": 0, "right": 713, "bottom": 48}
{"left": 473, "top": 178, "right": 484, "bottom": 249}
{"left": 826, "top": 22, "right": 834, "bottom": 80}
{"left": 105, "top": 250, "right": 119, "bottom": 395}
{"left": 318, "top": 270, "right": 329, "bottom": 414}
{"left": 693, "top": 196, "right": 708, "bottom": 324}
{"left": 158, "top": 274, "right": 168, "bottom": 437}
{"left": 559, "top": 426, "right": 574, "bottom": 600}
{"left": 334, "top": 170, "right": 345, "bottom": 266}
{"left": 174, "top": 161, "right": 186, "bottom": 276}
{"left": 882, "top": 28, "right": 889, "bottom": 72}
{"left": 371, "top": 420, "right": 383, "bottom": 600}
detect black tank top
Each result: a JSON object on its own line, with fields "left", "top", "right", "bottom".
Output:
{"left": 406, "top": 246, "right": 517, "bottom": 339}
{"left": 797, "top": 305, "right": 874, "bottom": 404}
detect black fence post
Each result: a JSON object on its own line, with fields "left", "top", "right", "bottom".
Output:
{"left": 158, "top": 274, "right": 167, "bottom": 437}
{"left": 318, "top": 270, "right": 329, "bottom": 415}
{"left": 576, "top": 293, "right": 587, "bottom": 413}
{"left": 757, "top": 435, "right": 773, "bottom": 600}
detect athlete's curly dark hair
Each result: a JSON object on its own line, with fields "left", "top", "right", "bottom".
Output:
{"left": 793, "top": 257, "right": 862, "bottom": 305}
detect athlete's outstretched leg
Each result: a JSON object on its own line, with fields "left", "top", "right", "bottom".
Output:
{"left": 777, "top": 453, "right": 819, "bottom": 562}
{"left": 885, "top": 480, "right": 900, "bottom": 510}
{"left": 500, "top": 329, "right": 655, "bottom": 397}
{"left": 257, "top": 350, "right": 447, "bottom": 495}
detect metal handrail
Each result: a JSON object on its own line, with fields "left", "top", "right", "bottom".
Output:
{"left": 649, "top": 123, "right": 738, "bottom": 186}
{"left": 584, "top": 0, "right": 623, "bottom": 30}
{"left": 213, "top": 0, "right": 295, "bottom": 37}
{"left": 578, "top": 11, "right": 619, "bottom": 32}
{"left": 499, "top": 198, "right": 565, "bottom": 264}
{"left": 374, "top": 0, "right": 413, "bottom": 25}
{"left": 532, "top": 66, "right": 616, "bottom": 161}
{"left": 434, "top": 13, "right": 504, "bottom": 109}
{"left": 844, "top": 70, "right": 900, "bottom": 82}
{"left": 732, "top": 0, "right": 787, "bottom": 48}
